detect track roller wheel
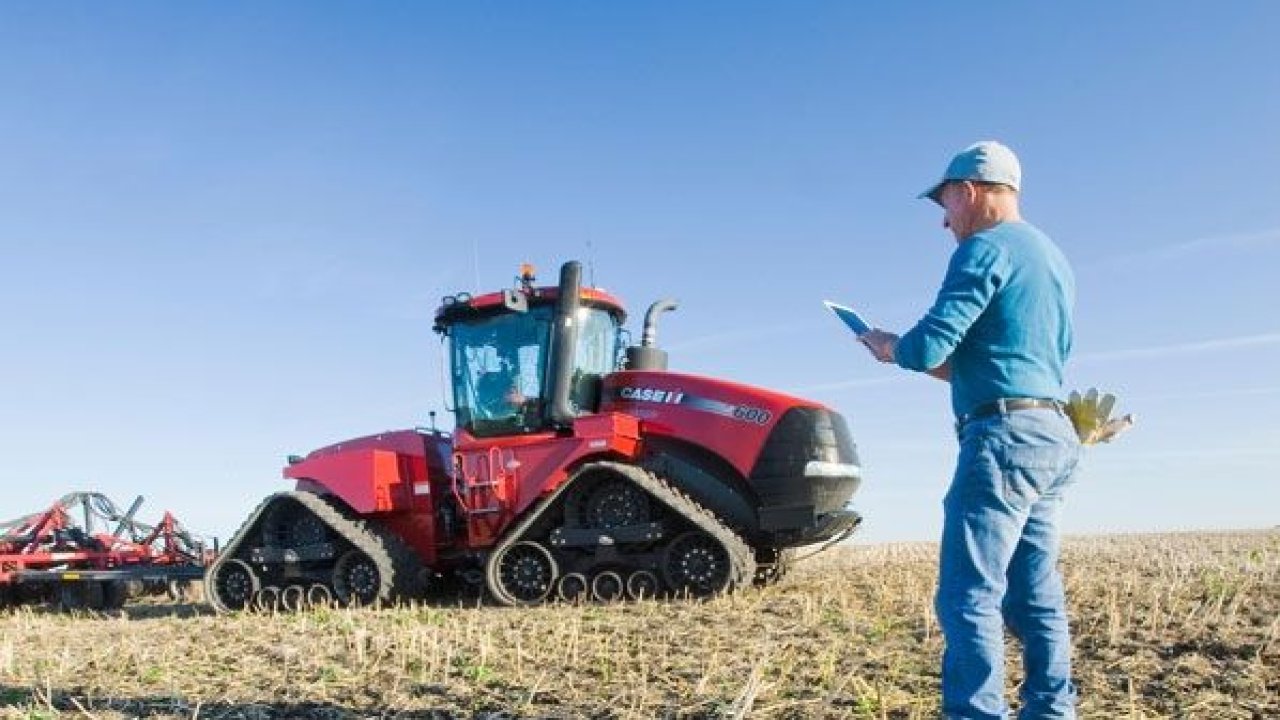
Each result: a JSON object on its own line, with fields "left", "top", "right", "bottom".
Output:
{"left": 556, "top": 573, "right": 589, "bottom": 603}
{"left": 489, "top": 540, "right": 558, "bottom": 606}
{"left": 333, "top": 549, "right": 387, "bottom": 607}
{"left": 209, "top": 558, "right": 260, "bottom": 612}
{"left": 281, "top": 585, "right": 307, "bottom": 612}
{"left": 307, "top": 583, "right": 334, "bottom": 608}
{"left": 584, "top": 480, "right": 651, "bottom": 528}
{"left": 255, "top": 586, "right": 282, "bottom": 613}
{"left": 626, "top": 570, "right": 661, "bottom": 600}
{"left": 261, "top": 501, "right": 327, "bottom": 547}
{"left": 289, "top": 512, "right": 329, "bottom": 546}
{"left": 662, "top": 531, "right": 732, "bottom": 598}
{"left": 590, "top": 571, "right": 625, "bottom": 602}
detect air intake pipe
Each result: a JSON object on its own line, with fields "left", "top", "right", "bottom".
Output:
{"left": 625, "top": 299, "right": 678, "bottom": 371}
{"left": 548, "top": 261, "right": 583, "bottom": 427}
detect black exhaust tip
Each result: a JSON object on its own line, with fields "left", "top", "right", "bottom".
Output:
{"left": 548, "top": 261, "right": 583, "bottom": 426}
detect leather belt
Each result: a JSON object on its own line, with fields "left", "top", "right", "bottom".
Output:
{"left": 956, "top": 397, "right": 1064, "bottom": 428}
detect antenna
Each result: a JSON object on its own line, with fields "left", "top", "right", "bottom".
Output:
{"left": 586, "top": 239, "right": 596, "bottom": 287}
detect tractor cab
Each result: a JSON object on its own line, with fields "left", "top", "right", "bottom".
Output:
{"left": 434, "top": 264, "right": 627, "bottom": 437}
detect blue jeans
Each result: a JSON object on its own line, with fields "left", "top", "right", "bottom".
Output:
{"left": 938, "top": 407, "right": 1081, "bottom": 720}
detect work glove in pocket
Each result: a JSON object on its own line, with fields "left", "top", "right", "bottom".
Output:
{"left": 1065, "top": 388, "right": 1135, "bottom": 445}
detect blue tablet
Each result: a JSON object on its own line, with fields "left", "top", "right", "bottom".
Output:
{"left": 823, "top": 300, "right": 872, "bottom": 336}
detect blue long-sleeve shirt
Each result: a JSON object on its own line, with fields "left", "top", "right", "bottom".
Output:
{"left": 894, "top": 221, "right": 1075, "bottom": 418}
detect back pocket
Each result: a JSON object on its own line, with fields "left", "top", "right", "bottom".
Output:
{"left": 994, "top": 445, "right": 1063, "bottom": 509}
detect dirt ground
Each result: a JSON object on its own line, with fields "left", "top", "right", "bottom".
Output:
{"left": 1, "top": 529, "right": 1276, "bottom": 719}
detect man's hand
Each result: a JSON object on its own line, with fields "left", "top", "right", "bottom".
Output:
{"left": 858, "top": 329, "right": 950, "bottom": 382}
{"left": 859, "top": 329, "right": 900, "bottom": 364}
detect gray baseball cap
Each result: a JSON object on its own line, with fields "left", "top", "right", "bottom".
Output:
{"left": 920, "top": 140, "right": 1022, "bottom": 204}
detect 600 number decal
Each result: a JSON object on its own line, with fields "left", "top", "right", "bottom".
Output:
{"left": 733, "top": 405, "right": 772, "bottom": 424}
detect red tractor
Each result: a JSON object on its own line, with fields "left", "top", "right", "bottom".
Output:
{"left": 205, "top": 261, "right": 862, "bottom": 610}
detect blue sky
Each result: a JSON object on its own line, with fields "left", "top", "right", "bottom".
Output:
{"left": 1, "top": 3, "right": 1277, "bottom": 544}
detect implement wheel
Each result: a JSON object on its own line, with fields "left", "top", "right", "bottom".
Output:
{"left": 100, "top": 580, "right": 128, "bottom": 610}
{"left": 55, "top": 582, "right": 103, "bottom": 612}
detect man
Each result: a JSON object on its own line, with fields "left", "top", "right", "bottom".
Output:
{"left": 860, "top": 141, "right": 1082, "bottom": 719}
{"left": 475, "top": 365, "right": 527, "bottom": 420}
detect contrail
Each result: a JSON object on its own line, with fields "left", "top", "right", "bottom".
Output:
{"left": 1076, "top": 331, "right": 1280, "bottom": 363}
{"left": 1131, "top": 385, "right": 1280, "bottom": 402}
{"left": 1148, "top": 227, "right": 1280, "bottom": 257}
{"left": 1096, "top": 227, "right": 1280, "bottom": 268}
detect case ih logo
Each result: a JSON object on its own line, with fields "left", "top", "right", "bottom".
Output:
{"left": 618, "top": 386, "right": 685, "bottom": 404}
{"left": 615, "top": 386, "right": 772, "bottom": 425}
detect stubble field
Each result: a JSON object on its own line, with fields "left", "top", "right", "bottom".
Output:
{"left": 1, "top": 530, "right": 1276, "bottom": 719}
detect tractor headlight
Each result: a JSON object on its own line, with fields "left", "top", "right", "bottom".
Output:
{"left": 803, "top": 461, "right": 861, "bottom": 478}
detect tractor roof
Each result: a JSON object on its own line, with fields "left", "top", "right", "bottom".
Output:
{"left": 433, "top": 286, "right": 626, "bottom": 332}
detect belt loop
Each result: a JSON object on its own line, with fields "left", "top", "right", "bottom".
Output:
{"left": 997, "top": 398, "right": 1008, "bottom": 415}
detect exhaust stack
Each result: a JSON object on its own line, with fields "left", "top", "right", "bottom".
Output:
{"left": 548, "top": 261, "right": 583, "bottom": 426}
{"left": 626, "top": 299, "right": 678, "bottom": 371}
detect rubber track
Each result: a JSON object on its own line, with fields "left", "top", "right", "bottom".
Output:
{"left": 206, "top": 491, "right": 424, "bottom": 612}
{"left": 487, "top": 461, "right": 756, "bottom": 603}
